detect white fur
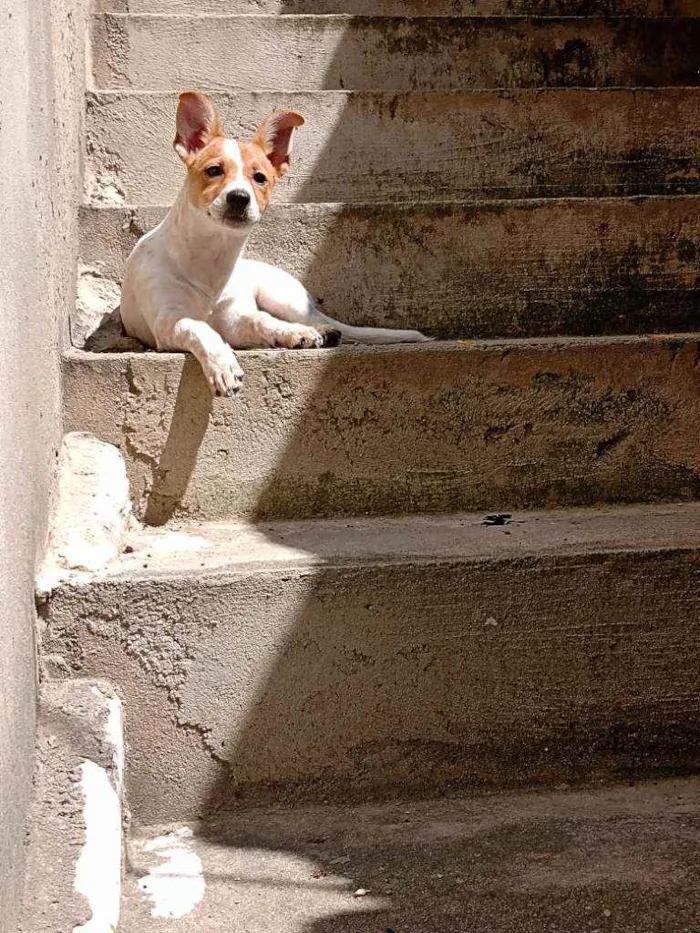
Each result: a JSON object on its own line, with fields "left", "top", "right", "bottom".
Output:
{"left": 120, "top": 132, "right": 429, "bottom": 397}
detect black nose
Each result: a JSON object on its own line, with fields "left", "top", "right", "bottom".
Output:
{"left": 226, "top": 189, "right": 251, "bottom": 211}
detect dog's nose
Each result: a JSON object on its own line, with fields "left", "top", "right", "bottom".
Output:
{"left": 226, "top": 189, "right": 251, "bottom": 211}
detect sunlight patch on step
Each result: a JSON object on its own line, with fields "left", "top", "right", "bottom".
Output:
{"left": 127, "top": 831, "right": 387, "bottom": 932}
{"left": 136, "top": 828, "right": 205, "bottom": 919}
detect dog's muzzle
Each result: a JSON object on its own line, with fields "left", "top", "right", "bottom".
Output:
{"left": 224, "top": 189, "right": 252, "bottom": 223}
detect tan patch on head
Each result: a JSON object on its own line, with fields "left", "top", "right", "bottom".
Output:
{"left": 172, "top": 94, "right": 305, "bottom": 219}
{"left": 240, "top": 141, "right": 279, "bottom": 213}
{"left": 182, "top": 137, "right": 239, "bottom": 211}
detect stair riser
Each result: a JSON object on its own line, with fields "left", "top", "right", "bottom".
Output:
{"left": 80, "top": 198, "right": 700, "bottom": 340}
{"left": 44, "top": 548, "right": 700, "bottom": 821}
{"left": 87, "top": 89, "right": 700, "bottom": 206}
{"left": 92, "top": 15, "right": 700, "bottom": 92}
{"left": 96, "top": 1, "right": 700, "bottom": 16}
{"left": 64, "top": 338, "right": 700, "bottom": 524}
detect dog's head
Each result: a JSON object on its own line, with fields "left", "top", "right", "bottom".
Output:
{"left": 173, "top": 90, "right": 303, "bottom": 230}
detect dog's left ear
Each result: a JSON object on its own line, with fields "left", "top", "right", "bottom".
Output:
{"left": 174, "top": 90, "right": 224, "bottom": 162}
{"left": 253, "top": 111, "right": 305, "bottom": 176}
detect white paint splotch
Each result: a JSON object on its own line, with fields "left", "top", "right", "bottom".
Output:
{"left": 137, "top": 827, "right": 205, "bottom": 918}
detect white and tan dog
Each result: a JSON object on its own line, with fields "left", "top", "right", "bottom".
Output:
{"left": 121, "top": 90, "right": 429, "bottom": 396}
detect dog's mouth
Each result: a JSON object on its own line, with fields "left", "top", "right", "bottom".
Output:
{"left": 206, "top": 207, "right": 255, "bottom": 229}
{"left": 222, "top": 213, "right": 253, "bottom": 228}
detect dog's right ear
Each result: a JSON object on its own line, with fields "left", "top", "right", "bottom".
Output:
{"left": 174, "top": 91, "right": 223, "bottom": 163}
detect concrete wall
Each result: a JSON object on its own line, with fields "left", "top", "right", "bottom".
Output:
{"left": 0, "top": 0, "right": 86, "bottom": 925}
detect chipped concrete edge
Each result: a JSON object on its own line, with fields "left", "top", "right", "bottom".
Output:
{"left": 20, "top": 681, "right": 126, "bottom": 933}
{"left": 36, "top": 431, "right": 137, "bottom": 599}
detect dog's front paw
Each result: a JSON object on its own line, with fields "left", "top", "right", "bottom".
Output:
{"left": 274, "top": 325, "right": 325, "bottom": 350}
{"left": 202, "top": 347, "right": 245, "bottom": 397}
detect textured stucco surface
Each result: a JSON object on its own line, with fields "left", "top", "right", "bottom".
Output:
{"left": 0, "top": 0, "right": 86, "bottom": 925}
{"left": 63, "top": 337, "right": 700, "bottom": 524}
{"left": 42, "top": 504, "right": 700, "bottom": 822}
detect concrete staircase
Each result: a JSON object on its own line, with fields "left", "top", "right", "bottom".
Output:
{"left": 38, "top": 0, "right": 700, "bottom": 929}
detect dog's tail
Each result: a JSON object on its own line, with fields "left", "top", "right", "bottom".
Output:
{"left": 311, "top": 309, "right": 432, "bottom": 345}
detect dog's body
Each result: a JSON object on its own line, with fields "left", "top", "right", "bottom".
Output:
{"left": 121, "top": 91, "right": 428, "bottom": 396}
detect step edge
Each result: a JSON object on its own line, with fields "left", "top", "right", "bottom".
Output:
{"left": 62, "top": 332, "right": 700, "bottom": 368}
{"left": 50, "top": 502, "right": 700, "bottom": 590}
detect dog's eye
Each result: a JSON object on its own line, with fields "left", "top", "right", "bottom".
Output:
{"left": 252, "top": 171, "right": 268, "bottom": 185}
{"left": 206, "top": 165, "right": 224, "bottom": 178}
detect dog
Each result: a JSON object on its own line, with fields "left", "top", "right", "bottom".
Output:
{"left": 120, "top": 90, "right": 430, "bottom": 396}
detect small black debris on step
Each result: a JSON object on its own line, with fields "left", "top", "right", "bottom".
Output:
{"left": 483, "top": 513, "right": 512, "bottom": 526}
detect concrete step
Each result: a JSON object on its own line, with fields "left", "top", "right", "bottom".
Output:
{"left": 121, "top": 780, "right": 700, "bottom": 932}
{"left": 97, "top": 0, "right": 700, "bottom": 16}
{"left": 86, "top": 88, "right": 700, "bottom": 206}
{"left": 79, "top": 196, "right": 700, "bottom": 343}
{"left": 91, "top": 14, "right": 700, "bottom": 92}
{"left": 63, "top": 336, "right": 700, "bottom": 524}
{"left": 42, "top": 503, "right": 700, "bottom": 821}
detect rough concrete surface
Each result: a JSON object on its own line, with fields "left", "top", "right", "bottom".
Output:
{"left": 85, "top": 88, "right": 700, "bottom": 206}
{"left": 77, "top": 197, "right": 700, "bottom": 341}
{"left": 63, "top": 336, "right": 700, "bottom": 523}
{"left": 42, "top": 503, "right": 700, "bottom": 821}
{"left": 121, "top": 779, "right": 700, "bottom": 933}
{"left": 95, "top": 0, "right": 700, "bottom": 14}
{"left": 0, "top": 0, "right": 87, "bottom": 925}
{"left": 91, "top": 14, "right": 700, "bottom": 92}
{"left": 36, "top": 432, "right": 134, "bottom": 597}
{"left": 20, "top": 681, "right": 125, "bottom": 933}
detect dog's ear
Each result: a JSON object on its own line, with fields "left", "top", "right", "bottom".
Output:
{"left": 253, "top": 111, "right": 305, "bottom": 176}
{"left": 174, "top": 91, "right": 224, "bottom": 162}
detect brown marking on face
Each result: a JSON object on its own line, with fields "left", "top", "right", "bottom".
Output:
{"left": 173, "top": 93, "right": 305, "bottom": 219}
{"left": 239, "top": 141, "right": 280, "bottom": 213}
{"left": 181, "top": 137, "right": 238, "bottom": 212}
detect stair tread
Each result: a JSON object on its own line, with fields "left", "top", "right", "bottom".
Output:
{"left": 91, "top": 13, "right": 700, "bottom": 93}
{"left": 85, "top": 87, "right": 700, "bottom": 207}
{"left": 63, "top": 334, "right": 700, "bottom": 523}
{"left": 100, "top": 502, "right": 700, "bottom": 581}
{"left": 121, "top": 778, "right": 700, "bottom": 932}
{"left": 77, "top": 196, "right": 700, "bottom": 343}
{"left": 98, "top": 0, "right": 700, "bottom": 15}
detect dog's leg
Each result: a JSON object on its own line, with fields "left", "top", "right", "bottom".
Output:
{"left": 153, "top": 315, "right": 244, "bottom": 396}
{"left": 217, "top": 304, "right": 329, "bottom": 350}
{"left": 213, "top": 290, "right": 330, "bottom": 349}
{"left": 245, "top": 259, "right": 431, "bottom": 345}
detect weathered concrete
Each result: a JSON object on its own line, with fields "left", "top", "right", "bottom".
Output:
{"left": 91, "top": 14, "right": 700, "bottom": 92}
{"left": 20, "top": 681, "right": 125, "bottom": 933}
{"left": 63, "top": 336, "right": 700, "bottom": 523}
{"left": 36, "top": 432, "right": 134, "bottom": 598}
{"left": 77, "top": 197, "right": 700, "bottom": 341}
{"left": 97, "top": 0, "right": 700, "bottom": 14}
{"left": 85, "top": 88, "right": 700, "bottom": 206}
{"left": 121, "top": 780, "right": 700, "bottom": 933}
{"left": 0, "top": 0, "right": 88, "bottom": 924}
{"left": 42, "top": 504, "right": 700, "bottom": 821}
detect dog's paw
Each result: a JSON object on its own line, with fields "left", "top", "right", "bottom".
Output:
{"left": 320, "top": 328, "right": 342, "bottom": 348}
{"left": 274, "top": 325, "right": 325, "bottom": 350}
{"left": 202, "top": 347, "right": 245, "bottom": 397}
